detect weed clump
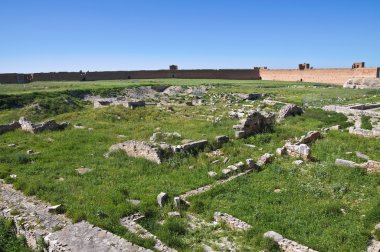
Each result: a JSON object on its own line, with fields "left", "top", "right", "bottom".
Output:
{"left": 361, "top": 116, "right": 373, "bottom": 130}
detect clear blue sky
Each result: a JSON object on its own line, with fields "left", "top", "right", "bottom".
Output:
{"left": 0, "top": 0, "right": 379, "bottom": 73}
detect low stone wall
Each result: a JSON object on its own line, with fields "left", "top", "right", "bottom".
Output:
{"left": 323, "top": 103, "right": 380, "bottom": 118}
{"left": 120, "top": 214, "right": 176, "bottom": 252}
{"left": 335, "top": 159, "right": 380, "bottom": 173}
{"left": 19, "top": 117, "right": 68, "bottom": 134}
{"left": 263, "top": 231, "right": 318, "bottom": 252}
{"left": 348, "top": 127, "right": 380, "bottom": 138}
{"left": 213, "top": 212, "right": 251, "bottom": 231}
{"left": 0, "top": 121, "right": 20, "bottom": 135}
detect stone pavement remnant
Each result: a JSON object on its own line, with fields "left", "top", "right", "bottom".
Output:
{"left": 0, "top": 181, "right": 150, "bottom": 251}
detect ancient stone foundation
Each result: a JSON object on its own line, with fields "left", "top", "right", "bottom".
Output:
{"left": 335, "top": 159, "right": 380, "bottom": 173}
{"left": 108, "top": 141, "right": 166, "bottom": 164}
{"left": 323, "top": 103, "right": 380, "bottom": 118}
{"left": 213, "top": 212, "right": 251, "bottom": 231}
{"left": 348, "top": 127, "right": 380, "bottom": 139}
{"left": 0, "top": 181, "right": 150, "bottom": 252}
{"left": 107, "top": 139, "right": 209, "bottom": 164}
{"left": 343, "top": 78, "right": 380, "bottom": 89}
{"left": 19, "top": 117, "right": 68, "bottom": 134}
{"left": 233, "top": 111, "right": 275, "bottom": 138}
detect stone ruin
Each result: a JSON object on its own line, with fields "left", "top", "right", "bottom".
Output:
{"left": 0, "top": 180, "right": 150, "bottom": 252}
{"left": 0, "top": 121, "right": 21, "bottom": 135}
{"left": 213, "top": 212, "right": 251, "bottom": 231}
{"left": 276, "top": 131, "right": 321, "bottom": 160}
{"left": 107, "top": 140, "right": 167, "bottom": 164}
{"left": 264, "top": 231, "right": 318, "bottom": 252}
{"left": 343, "top": 78, "right": 380, "bottom": 89}
{"left": 335, "top": 159, "right": 380, "bottom": 173}
{"left": 348, "top": 127, "right": 380, "bottom": 139}
{"left": 88, "top": 85, "right": 211, "bottom": 109}
{"left": 19, "top": 117, "right": 68, "bottom": 134}
{"left": 236, "top": 93, "right": 264, "bottom": 101}
{"left": 107, "top": 139, "right": 209, "bottom": 164}
{"left": 323, "top": 103, "right": 380, "bottom": 118}
{"left": 233, "top": 110, "right": 275, "bottom": 139}
{"left": 277, "top": 103, "right": 304, "bottom": 122}
{"left": 120, "top": 213, "right": 175, "bottom": 252}
{"left": 93, "top": 98, "right": 146, "bottom": 109}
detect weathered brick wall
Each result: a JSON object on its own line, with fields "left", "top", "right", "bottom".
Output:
{"left": 32, "top": 72, "right": 83, "bottom": 81}
{"left": 175, "top": 69, "right": 260, "bottom": 79}
{"left": 0, "top": 67, "right": 378, "bottom": 84}
{"left": 85, "top": 69, "right": 260, "bottom": 80}
{"left": 260, "top": 68, "right": 379, "bottom": 85}
{"left": 85, "top": 70, "right": 172, "bottom": 80}
{"left": 0, "top": 73, "right": 18, "bottom": 84}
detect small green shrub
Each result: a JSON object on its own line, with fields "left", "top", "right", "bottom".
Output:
{"left": 361, "top": 116, "right": 373, "bottom": 130}
{"left": 16, "top": 154, "right": 31, "bottom": 164}
{"left": 259, "top": 237, "right": 281, "bottom": 252}
{"left": 374, "top": 229, "right": 380, "bottom": 240}
{"left": 190, "top": 200, "right": 205, "bottom": 214}
{"left": 158, "top": 218, "right": 187, "bottom": 248}
{"left": 0, "top": 218, "right": 32, "bottom": 252}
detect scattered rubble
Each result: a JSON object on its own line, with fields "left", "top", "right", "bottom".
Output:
{"left": 75, "top": 167, "right": 92, "bottom": 175}
{"left": 215, "top": 135, "right": 229, "bottom": 145}
{"left": 157, "top": 192, "right": 169, "bottom": 207}
{"left": 237, "top": 93, "right": 263, "bottom": 101}
{"left": 277, "top": 104, "right": 304, "bottom": 121}
{"left": 295, "top": 131, "right": 321, "bottom": 145}
{"left": 256, "top": 153, "right": 274, "bottom": 166}
{"left": 367, "top": 222, "right": 380, "bottom": 252}
{"left": 284, "top": 143, "right": 311, "bottom": 160}
{"left": 356, "top": 152, "right": 370, "bottom": 160}
{"left": 343, "top": 78, "right": 380, "bottom": 89}
{"left": 208, "top": 171, "right": 217, "bottom": 177}
{"left": 277, "top": 131, "right": 321, "bottom": 160}
{"left": 293, "top": 160, "right": 304, "bottom": 165}
{"left": 150, "top": 131, "right": 182, "bottom": 142}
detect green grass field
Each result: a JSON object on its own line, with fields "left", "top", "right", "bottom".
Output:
{"left": 0, "top": 79, "right": 379, "bottom": 251}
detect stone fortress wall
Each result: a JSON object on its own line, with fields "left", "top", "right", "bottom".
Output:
{"left": 0, "top": 62, "right": 378, "bottom": 85}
